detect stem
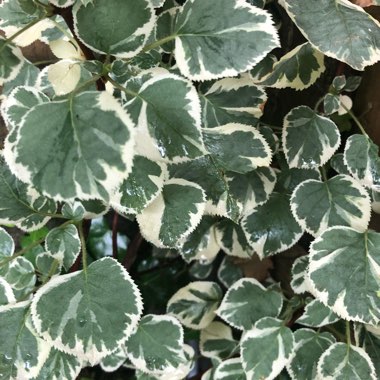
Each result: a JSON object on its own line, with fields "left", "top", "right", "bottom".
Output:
{"left": 320, "top": 166, "right": 328, "bottom": 182}
{"left": 341, "top": 104, "right": 368, "bottom": 136}
{"left": 314, "top": 97, "right": 325, "bottom": 113}
{"left": 346, "top": 320, "right": 351, "bottom": 345}
{"left": 112, "top": 211, "right": 119, "bottom": 260}
{"left": 141, "top": 35, "right": 176, "bottom": 54}
{"left": 32, "top": 59, "right": 59, "bottom": 66}
{"left": 77, "top": 220, "right": 88, "bottom": 277}
{"left": 323, "top": 325, "right": 346, "bottom": 342}
{"left": 70, "top": 74, "right": 102, "bottom": 96}
{"left": 106, "top": 76, "right": 139, "bottom": 98}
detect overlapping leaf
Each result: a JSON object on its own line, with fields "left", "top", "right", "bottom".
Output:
{"left": 296, "top": 299, "right": 340, "bottom": 328}
{"left": 0, "top": 40, "right": 25, "bottom": 85}
{"left": 290, "top": 256, "right": 310, "bottom": 294}
{"left": 214, "top": 358, "right": 245, "bottom": 380}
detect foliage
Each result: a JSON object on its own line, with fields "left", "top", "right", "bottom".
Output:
{"left": 0, "top": 0, "right": 380, "bottom": 379}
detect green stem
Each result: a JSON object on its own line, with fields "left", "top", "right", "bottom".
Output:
{"left": 77, "top": 221, "right": 88, "bottom": 277}
{"left": 50, "top": 18, "right": 80, "bottom": 51}
{"left": 106, "top": 76, "right": 139, "bottom": 99}
{"left": 341, "top": 104, "right": 367, "bottom": 136}
{"left": 141, "top": 35, "right": 176, "bottom": 54}
{"left": 346, "top": 320, "right": 351, "bottom": 345}
{"left": 320, "top": 166, "right": 328, "bottom": 182}
{"left": 70, "top": 74, "right": 102, "bottom": 96}
{"left": 32, "top": 59, "right": 59, "bottom": 66}
{"left": 323, "top": 325, "right": 346, "bottom": 342}
{"left": 314, "top": 97, "right": 325, "bottom": 113}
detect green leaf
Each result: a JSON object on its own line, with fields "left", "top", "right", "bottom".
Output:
{"left": 323, "top": 94, "right": 340, "bottom": 115}
{"left": 317, "top": 343, "right": 376, "bottom": 380}
{"left": 137, "top": 178, "right": 206, "bottom": 248}
{"left": 111, "top": 155, "right": 166, "bottom": 215}
{"left": 283, "top": 106, "right": 340, "bottom": 169}
{"left": 287, "top": 329, "right": 335, "bottom": 380}
{"left": 45, "top": 225, "right": 81, "bottom": 271}
{"left": 361, "top": 328, "right": 380, "bottom": 378}
{"left": 0, "top": 40, "right": 25, "bottom": 85}
{"left": 344, "top": 134, "right": 380, "bottom": 190}
{"left": 199, "top": 76, "right": 266, "bottom": 128}
{"left": 73, "top": 0, "right": 155, "bottom": 58}
{"left": 0, "top": 227, "right": 15, "bottom": 263}
{"left": 0, "top": 0, "right": 44, "bottom": 28}
{"left": 35, "top": 252, "right": 61, "bottom": 283}
{"left": 4, "top": 91, "right": 134, "bottom": 202}
{"left": 296, "top": 299, "right": 340, "bottom": 328}
{"left": 216, "top": 278, "right": 283, "bottom": 330}
{"left": 290, "top": 175, "right": 371, "bottom": 237}
{"left": 100, "top": 345, "right": 127, "bottom": 373}
{"left": 199, "top": 321, "right": 238, "bottom": 362}
{"left": 241, "top": 317, "right": 295, "bottom": 380}
{"left": 254, "top": 43, "right": 325, "bottom": 90}
{"left": 203, "top": 124, "right": 272, "bottom": 174}
{"left": 330, "top": 153, "right": 351, "bottom": 176}
{"left": 242, "top": 192, "right": 303, "bottom": 259}
{"left": 126, "top": 314, "right": 186, "bottom": 375}
{"left": 126, "top": 71, "right": 204, "bottom": 163}
{"left": 308, "top": 227, "right": 380, "bottom": 324}
{"left": 0, "top": 278, "right": 15, "bottom": 305}
{"left": 189, "top": 260, "right": 213, "bottom": 280}
{"left": 290, "top": 256, "right": 310, "bottom": 294}
{"left": 281, "top": 0, "right": 380, "bottom": 71}
{"left": 171, "top": 0, "right": 279, "bottom": 80}
{"left": 214, "top": 358, "right": 245, "bottom": 380}
{"left": 167, "top": 281, "right": 222, "bottom": 330}
{"left": 30, "top": 257, "right": 143, "bottom": 365}
{"left": 217, "top": 255, "right": 244, "bottom": 288}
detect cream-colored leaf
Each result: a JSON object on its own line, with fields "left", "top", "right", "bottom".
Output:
{"left": 48, "top": 60, "right": 81, "bottom": 96}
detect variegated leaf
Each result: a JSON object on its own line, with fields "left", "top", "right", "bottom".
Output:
{"left": 290, "top": 256, "right": 310, "bottom": 294}
{"left": 0, "top": 228, "right": 14, "bottom": 264}
{"left": 0, "top": 277, "right": 15, "bottom": 306}
{"left": 214, "top": 358, "right": 245, "bottom": 380}
{"left": 217, "top": 256, "right": 244, "bottom": 289}
{"left": 330, "top": 153, "right": 351, "bottom": 176}
{"left": 0, "top": 40, "right": 25, "bottom": 86}
{"left": 296, "top": 299, "right": 340, "bottom": 328}
{"left": 47, "top": 60, "right": 81, "bottom": 96}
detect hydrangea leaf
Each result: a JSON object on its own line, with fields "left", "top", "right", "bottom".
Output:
{"left": 4, "top": 91, "right": 134, "bottom": 202}
{"left": 73, "top": 0, "right": 155, "bottom": 58}
{"left": 214, "top": 358, "right": 245, "bottom": 380}
{"left": 167, "top": 281, "right": 222, "bottom": 330}
{"left": 215, "top": 219, "right": 254, "bottom": 259}
{"left": 137, "top": 179, "right": 206, "bottom": 248}
{"left": 290, "top": 175, "right": 371, "bottom": 237}
{"left": 0, "top": 40, "right": 25, "bottom": 86}
{"left": 281, "top": 0, "right": 380, "bottom": 71}
{"left": 200, "top": 321, "right": 238, "bottom": 362}
{"left": 111, "top": 155, "right": 166, "bottom": 215}
{"left": 330, "top": 153, "right": 351, "bottom": 176}
{"left": 199, "top": 77, "right": 266, "bottom": 128}
{"left": 283, "top": 106, "right": 340, "bottom": 169}
{"left": 287, "top": 329, "right": 335, "bottom": 380}
{"left": 1, "top": 86, "right": 49, "bottom": 131}
{"left": 0, "top": 228, "right": 14, "bottom": 263}
{"left": 179, "top": 215, "right": 220, "bottom": 263}
{"left": 30, "top": 257, "right": 143, "bottom": 365}
{"left": 125, "top": 314, "right": 187, "bottom": 375}
{"left": 241, "top": 317, "right": 295, "bottom": 380}
{"left": 242, "top": 192, "right": 303, "bottom": 259}
{"left": 290, "top": 256, "right": 310, "bottom": 294}
{"left": 308, "top": 227, "right": 380, "bottom": 324}
{"left": 126, "top": 72, "right": 204, "bottom": 163}
{"left": 344, "top": 134, "right": 380, "bottom": 190}
{"left": 254, "top": 43, "right": 325, "bottom": 90}
{"left": 217, "top": 256, "right": 244, "bottom": 289}
{"left": 172, "top": 0, "right": 279, "bottom": 80}
{"left": 317, "top": 343, "right": 377, "bottom": 380}
{"left": 296, "top": 299, "right": 340, "bottom": 328}
{"left": 216, "top": 278, "right": 283, "bottom": 330}
{"left": 0, "top": 277, "right": 16, "bottom": 306}
{"left": 203, "top": 124, "right": 272, "bottom": 174}
{"left": 45, "top": 225, "right": 81, "bottom": 271}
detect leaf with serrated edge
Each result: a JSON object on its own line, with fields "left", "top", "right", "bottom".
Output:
{"left": 167, "top": 281, "right": 222, "bottom": 330}
{"left": 0, "top": 277, "right": 16, "bottom": 305}
{"left": 290, "top": 175, "right": 371, "bottom": 237}
{"left": 30, "top": 257, "right": 143, "bottom": 365}
{"left": 126, "top": 314, "right": 186, "bottom": 375}
{"left": 73, "top": 0, "right": 156, "bottom": 59}
{"left": 0, "top": 227, "right": 15, "bottom": 263}
{"left": 287, "top": 329, "right": 335, "bottom": 380}
{"left": 173, "top": 0, "right": 280, "bottom": 80}
{"left": 203, "top": 123, "right": 272, "bottom": 174}
{"left": 290, "top": 256, "right": 311, "bottom": 294}
{"left": 316, "top": 343, "right": 377, "bottom": 380}
{"left": 242, "top": 192, "right": 304, "bottom": 259}
{"left": 4, "top": 91, "right": 134, "bottom": 202}
{"left": 241, "top": 317, "right": 295, "bottom": 380}
{"left": 330, "top": 153, "right": 351, "bottom": 176}
{"left": 137, "top": 178, "right": 206, "bottom": 248}
{"left": 0, "top": 39, "right": 25, "bottom": 85}
{"left": 254, "top": 43, "right": 325, "bottom": 90}
{"left": 217, "top": 255, "right": 244, "bottom": 288}
{"left": 200, "top": 321, "right": 238, "bottom": 362}
{"left": 296, "top": 299, "right": 340, "bottom": 328}
{"left": 214, "top": 358, "right": 245, "bottom": 380}
{"left": 308, "top": 227, "right": 380, "bottom": 324}
{"left": 283, "top": 106, "right": 340, "bottom": 169}
{"left": 216, "top": 278, "right": 283, "bottom": 330}
{"left": 281, "top": 0, "right": 380, "bottom": 71}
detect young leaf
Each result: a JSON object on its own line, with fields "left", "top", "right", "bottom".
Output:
{"left": 199, "top": 77, "right": 267, "bottom": 128}
{"left": 323, "top": 94, "right": 340, "bottom": 115}
{"left": 0, "top": 277, "right": 16, "bottom": 305}
{"left": 45, "top": 224, "right": 81, "bottom": 271}
{"left": 172, "top": 0, "right": 279, "bottom": 80}
{"left": 203, "top": 123, "right": 272, "bottom": 174}
{"left": 216, "top": 278, "right": 283, "bottom": 330}
{"left": 281, "top": 0, "right": 380, "bottom": 71}
{"left": 4, "top": 91, "right": 135, "bottom": 202}
{"left": 0, "top": 227, "right": 14, "bottom": 263}
{"left": 200, "top": 321, "right": 238, "bottom": 362}
{"left": 290, "top": 175, "right": 371, "bottom": 237}
{"left": 167, "top": 281, "right": 222, "bottom": 330}
{"left": 283, "top": 106, "right": 340, "bottom": 169}
{"left": 73, "top": 0, "right": 155, "bottom": 58}
{"left": 137, "top": 178, "right": 206, "bottom": 248}
{"left": 242, "top": 192, "right": 303, "bottom": 259}
{"left": 296, "top": 299, "right": 340, "bottom": 328}
{"left": 214, "top": 358, "right": 245, "bottom": 380}
{"left": 317, "top": 343, "right": 377, "bottom": 380}
{"left": 254, "top": 43, "right": 325, "bottom": 90}
{"left": 308, "top": 227, "right": 380, "bottom": 324}
{"left": 217, "top": 256, "right": 244, "bottom": 288}
{"left": 287, "top": 329, "right": 335, "bottom": 380}
{"left": 48, "top": 60, "right": 81, "bottom": 96}
{"left": 290, "top": 256, "right": 310, "bottom": 294}
{"left": 125, "top": 314, "right": 186, "bottom": 375}
{"left": 330, "top": 153, "right": 351, "bottom": 176}
{"left": 31, "top": 257, "right": 143, "bottom": 365}
{"left": 0, "top": 40, "right": 25, "bottom": 85}
{"left": 35, "top": 252, "right": 61, "bottom": 283}
{"left": 241, "top": 317, "right": 295, "bottom": 380}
